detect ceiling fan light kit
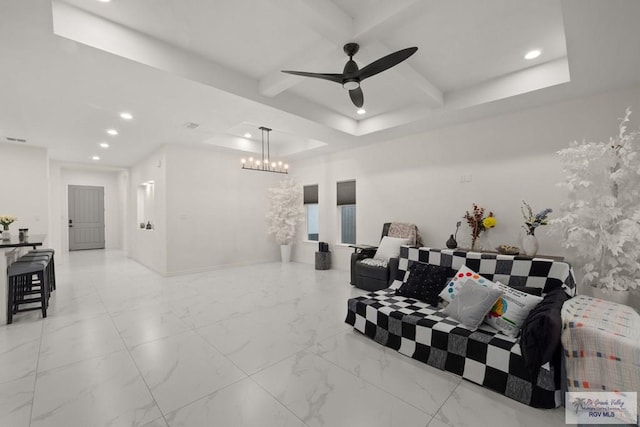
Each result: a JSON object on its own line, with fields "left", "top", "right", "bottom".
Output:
{"left": 282, "top": 43, "right": 418, "bottom": 108}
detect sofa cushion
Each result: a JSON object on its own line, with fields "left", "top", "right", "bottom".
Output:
{"left": 485, "top": 282, "right": 543, "bottom": 337}
{"left": 355, "top": 261, "right": 390, "bottom": 281}
{"left": 395, "top": 262, "right": 451, "bottom": 306}
{"left": 439, "top": 265, "right": 497, "bottom": 303}
{"left": 374, "top": 236, "right": 410, "bottom": 262}
{"left": 442, "top": 279, "right": 504, "bottom": 330}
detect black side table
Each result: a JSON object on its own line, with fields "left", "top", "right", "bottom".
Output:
{"left": 315, "top": 251, "right": 331, "bottom": 270}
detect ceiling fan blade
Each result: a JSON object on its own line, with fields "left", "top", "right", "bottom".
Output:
{"left": 358, "top": 47, "right": 418, "bottom": 81}
{"left": 281, "top": 70, "right": 343, "bottom": 84}
{"left": 349, "top": 87, "right": 364, "bottom": 108}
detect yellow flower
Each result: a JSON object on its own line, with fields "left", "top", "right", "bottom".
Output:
{"left": 482, "top": 216, "right": 496, "bottom": 229}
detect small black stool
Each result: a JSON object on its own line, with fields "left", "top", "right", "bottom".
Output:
{"left": 28, "top": 249, "right": 56, "bottom": 291}
{"left": 8, "top": 261, "right": 49, "bottom": 324}
{"left": 21, "top": 251, "right": 55, "bottom": 292}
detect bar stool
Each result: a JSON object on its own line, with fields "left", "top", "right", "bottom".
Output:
{"left": 7, "top": 261, "right": 49, "bottom": 324}
{"left": 28, "top": 249, "right": 56, "bottom": 291}
{"left": 15, "top": 254, "right": 52, "bottom": 300}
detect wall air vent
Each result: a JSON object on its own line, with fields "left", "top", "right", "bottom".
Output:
{"left": 183, "top": 122, "right": 200, "bottom": 129}
{"left": 6, "top": 137, "right": 27, "bottom": 143}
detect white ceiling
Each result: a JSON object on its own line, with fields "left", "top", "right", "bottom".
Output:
{"left": 1, "top": 0, "right": 639, "bottom": 167}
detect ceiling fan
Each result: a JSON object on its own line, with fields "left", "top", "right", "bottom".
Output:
{"left": 282, "top": 43, "right": 418, "bottom": 108}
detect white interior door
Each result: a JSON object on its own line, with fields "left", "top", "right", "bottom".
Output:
{"left": 68, "top": 185, "right": 105, "bottom": 251}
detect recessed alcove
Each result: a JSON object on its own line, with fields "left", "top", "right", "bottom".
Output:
{"left": 137, "top": 180, "right": 155, "bottom": 230}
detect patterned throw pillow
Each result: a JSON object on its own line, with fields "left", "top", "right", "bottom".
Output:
{"left": 442, "top": 279, "right": 504, "bottom": 330}
{"left": 395, "top": 262, "right": 452, "bottom": 306}
{"left": 439, "top": 265, "right": 497, "bottom": 303}
{"left": 484, "top": 282, "right": 543, "bottom": 337}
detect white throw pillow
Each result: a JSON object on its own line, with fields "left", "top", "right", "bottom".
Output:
{"left": 484, "top": 282, "right": 543, "bottom": 337}
{"left": 439, "top": 265, "right": 498, "bottom": 304}
{"left": 373, "top": 236, "right": 410, "bottom": 262}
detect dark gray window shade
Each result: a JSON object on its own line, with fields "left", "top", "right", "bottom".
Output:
{"left": 336, "top": 180, "right": 356, "bottom": 206}
{"left": 303, "top": 185, "right": 318, "bottom": 204}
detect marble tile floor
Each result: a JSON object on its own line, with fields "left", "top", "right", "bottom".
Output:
{"left": 0, "top": 250, "right": 568, "bottom": 427}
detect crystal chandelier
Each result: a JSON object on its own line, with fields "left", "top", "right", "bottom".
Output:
{"left": 241, "top": 126, "right": 288, "bottom": 174}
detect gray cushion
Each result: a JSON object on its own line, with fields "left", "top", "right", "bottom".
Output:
{"left": 442, "top": 279, "right": 504, "bottom": 330}
{"left": 9, "top": 261, "right": 46, "bottom": 275}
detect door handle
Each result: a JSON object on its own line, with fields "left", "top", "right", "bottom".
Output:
{"left": 69, "top": 219, "right": 73, "bottom": 228}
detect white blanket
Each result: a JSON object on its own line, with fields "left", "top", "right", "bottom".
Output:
{"left": 561, "top": 295, "right": 640, "bottom": 408}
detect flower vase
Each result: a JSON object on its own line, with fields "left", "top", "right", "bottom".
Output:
{"left": 1, "top": 226, "right": 10, "bottom": 240}
{"left": 522, "top": 235, "right": 539, "bottom": 257}
{"left": 280, "top": 244, "right": 292, "bottom": 263}
{"left": 446, "top": 234, "right": 457, "bottom": 249}
{"left": 471, "top": 236, "right": 483, "bottom": 252}
{"left": 479, "top": 233, "right": 493, "bottom": 252}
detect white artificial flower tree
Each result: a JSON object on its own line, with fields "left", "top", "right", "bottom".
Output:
{"left": 555, "top": 108, "right": 640, "bottom": 291}
{"left": 266, "top": 179, "right": 304, "bottom": 245}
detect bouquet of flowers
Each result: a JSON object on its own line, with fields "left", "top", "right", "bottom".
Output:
{"left": 0, "top": 215, "right": 17, "bottom": 230}
{"left": 463, "top": 204, "right": 496, "bottom": 250}
{"left": 521, "top": 201, "right": 552, "bottom": 236}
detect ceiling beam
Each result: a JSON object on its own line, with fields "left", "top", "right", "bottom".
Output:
{"left": 259, "top": 39, "right": 337, "bottom": 97}
{"left": 259, "top": 0, "right": 353, "bottom": 97}
{"left": 363, "top": 41, "right": 443, "bottom": 107}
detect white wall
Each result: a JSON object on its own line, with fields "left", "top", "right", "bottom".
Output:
{"left": 48, "top": 162, "right": 127, "bottom": 253}
{"left": 0, "top": 144, "right": 49, "bottom": 244}
{"left": 164, "top": 145, "right": 282, "bottom": 275}
{"left": 118, "top": 170, "right": 129, "bottom": 255}
{"left": 291, "top": 85, "right": 640, "bottom": 281}
{"left": 129, "top": 147, "right": 167, "bottom": 275}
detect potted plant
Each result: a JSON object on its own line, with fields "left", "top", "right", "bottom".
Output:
{"left": 555, "top": 108, "right": 640, "bottom": 303}
{"left": 266, "top": 179, "right": 304, "bottom": 262}
{"left": 0, "top": 215, "right": 17, "bottom": 240}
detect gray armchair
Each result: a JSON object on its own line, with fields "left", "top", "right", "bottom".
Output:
{"left": 350, "top": 223, "right": 422, "bottom": 291}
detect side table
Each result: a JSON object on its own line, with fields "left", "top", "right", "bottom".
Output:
{"left": 315, "top": 251, "right": 331, "bottom": 270}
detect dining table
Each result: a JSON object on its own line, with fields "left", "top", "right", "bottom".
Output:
{"left": 0, "top": 234, "right": 46, "bottom": 325}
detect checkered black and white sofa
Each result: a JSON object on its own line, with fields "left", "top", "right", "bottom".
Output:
{"left": 345, "top": 247, "right": 576, "bottom": 409}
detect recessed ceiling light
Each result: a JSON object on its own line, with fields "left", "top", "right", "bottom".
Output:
{"left": 97, "top": 0, "right": 111, "bottom": 3}
{"left": 92, "top": 156, "right": 100, "bottom": 161}
{"left": 106, "top": 129, "right": 118, "bottom": 136}
{"left": 357, "top": 108, "right": 366, "bottom": 115}
{"left": 524, "top": 49, "right": 541, "bottom": 60}
{"left": 244, "top": 133, "right": 252, "bottom": 138}
{"left": 119, "top": 112, "right": 133, "bottom": 120}
{"left": 99, "top": 142, "right": 110, "bottom": 148}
